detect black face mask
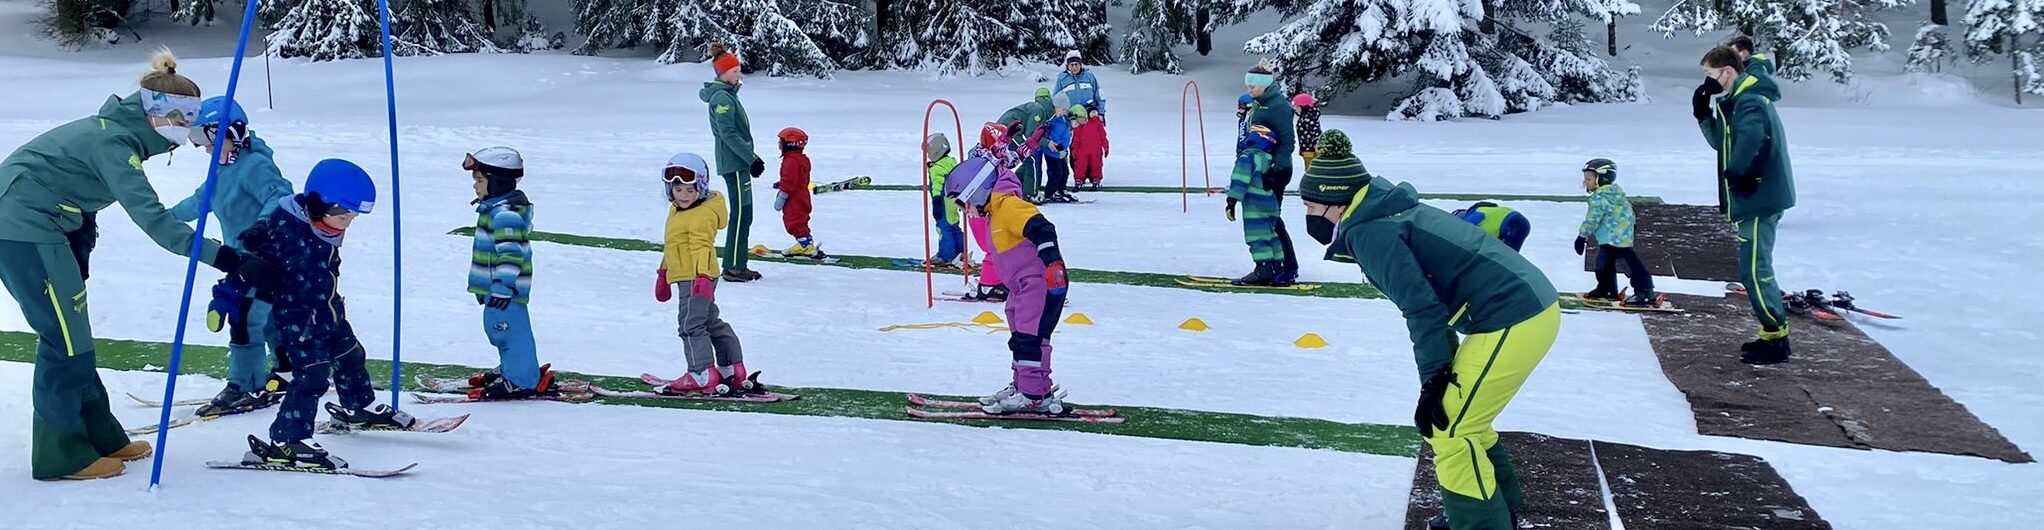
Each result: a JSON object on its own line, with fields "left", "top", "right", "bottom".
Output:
{"left": 1306, "top": 215, "right": 1337, "bottom": 245}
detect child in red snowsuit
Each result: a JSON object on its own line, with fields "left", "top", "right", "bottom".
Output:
{"left": 1070, "top": 107, "right": 1109, "bottom": 190}
{"left": 773, "top": 128, "right": 819, "bottom": 257}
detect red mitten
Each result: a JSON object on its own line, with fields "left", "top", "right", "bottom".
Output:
{"left": 692, "top": 275, "right": 716, "bottom": 301}
{"left": 654, "top": 269, "right": 672, "bottom": 302}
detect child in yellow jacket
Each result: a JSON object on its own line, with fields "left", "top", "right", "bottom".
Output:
{"left": 653, "top": 153, "right": 757, "bottom": 395}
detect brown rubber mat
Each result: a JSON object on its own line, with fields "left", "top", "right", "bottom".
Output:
{"left": 1582, "top": 203, "right": 1740, "bottom": 283}
{"left": 1402, "top": 432, "right": 1611, "bottom": 529}
{"left": 1594, "top": 440, "right": 1830, "bottom": 529}
{"left": 1640, "top": 293, "right": 2031, "bottom": 462}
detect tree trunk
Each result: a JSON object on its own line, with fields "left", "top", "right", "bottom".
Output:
{"left": 1195, "top": 7, "right": 1212, "bottom": 56}
{"left": 482, "top": 0, "right": 496, "bottom": 32}
{"left": 2017, "top": 47, "right": 2026, "bottom": 105}
{"left": 1607, "top": 17, "right": 1618, "bottom": 56}
{"left": 1930, "top": 0, "right": 1948, "bottom": 26}
{"left": 1480, "top": 0, "right": 1497, "bottom": 34}
{"left": 874, "top": 0, "right": 892, "bottom": 40}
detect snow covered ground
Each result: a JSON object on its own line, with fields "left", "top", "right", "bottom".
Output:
{"left": 2, "top": 0, "right": 2043, "bottom": 526}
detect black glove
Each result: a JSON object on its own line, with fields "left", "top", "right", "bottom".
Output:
{"left": 1415, "top": 371, "right": 1456, "bottom": 438}
{"left": 1732, "top": 175, "right": 1761, "bottom": 196}
{"left": 211, "top": 248, "right": 275, "bottom": 286}
{"left": 1573, "top": 236, "right": 1588, "bottom": 256}
{"left": 1224, "top": 198, "right": 1238, "bottom": 222}
{"left": 1691, "top": 80, "right": 1717, "bottom": 122}
{"left": 485, "top": 295, "right": 513, "bottom": 310}
{"left": 749, "top": 158, "right": 765, "bottom": 179}
{"left": 64, "top": 212, "right": 97, "bottom": 280}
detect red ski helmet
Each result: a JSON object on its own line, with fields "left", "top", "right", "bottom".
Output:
{"left": 777, "top": 127, "right": 809, "bottom": 148}
{"left": 978, "top": 122, "right": 1009, "bottom": 151}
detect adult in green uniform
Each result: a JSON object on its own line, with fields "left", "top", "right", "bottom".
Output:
{"left": 0, "top": 51, "right": 266, "bottom": 480}
{"left": 1242, "top": 61, "right": 1300, "bottom": 283}
{"left": 1726, "top": 36, "right": 1775, "bottom": 77}
{"left": 701, "top": 43, "right": 765, "bottom": 282}
{"left": 995, "top": 88, "right": 1054, "bottom": 199}
{"left": 1697, "top": 46, "right": 1797, "bottom": 364}
{"left": 1296, "top": 133, "right": 1561, "bottom": 529}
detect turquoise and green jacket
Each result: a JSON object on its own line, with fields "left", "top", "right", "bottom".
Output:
{"left": 468, "top": 190, "right": 534, "bottom": 304}
{"left": 1327, "top": 177, "right": 1558, "bottom": 381}
{"left": 1578, "top": 184, "right": 1635, "bottom": 248}
{"left": 701, "top": 81, "right": 757, "bottom": 176}
{"left": 1699, "top": 73, "right": 1796, "bottom": 221}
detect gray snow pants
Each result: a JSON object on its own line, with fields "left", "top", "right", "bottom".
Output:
{"left": 676, "top": 286, "right": 742, "bottom": 373}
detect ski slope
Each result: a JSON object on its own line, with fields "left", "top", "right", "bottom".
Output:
{"left": 2, "top": 0, "right": 2043, "bottom": 526}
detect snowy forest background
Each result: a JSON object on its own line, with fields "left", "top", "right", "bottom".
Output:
{"left": 30, "top": 0, "right": 2044, "bottom": 119}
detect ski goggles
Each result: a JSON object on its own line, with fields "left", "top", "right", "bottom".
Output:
{"left": 141, "top": 89, "right": 202, "bottom": 126}
{"left": 663, "top": 166, "right": 703, "bottom": 184}
{"left": 188, "top": 123, "right": 248, "bottom": 149}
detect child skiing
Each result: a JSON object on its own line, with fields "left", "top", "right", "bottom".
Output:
{"left": 1039, "top": 94, "right": 1076, "bottom": 203}
{"left": 924, "top": 134, "right": 965, "bottom": 268}
{"left": 774, "top": 127, "right": 821, "bottom": 257}
{"left": 1224, "top": 125, "right": 1289, "bottom": 286}
{"left": 1575, "top": 158, "right": 1659, "bottom": 307}
{"left": 1070, "top": 106, "right": 1109, "bottom": 192}
{"left": 243, "top": 159, "right": 411, "bottom": 470}
{"left": 463, "top": 147, "right": 559, "bottom": 399}
{"left": 1293, "top": 93, "right": 1322, "bottom": 167}
{"left": 1450, "top": 202, "right": 1532, "bottom": 251}
{"left": 174, "top": 96, "right": 295, "bottom": 417}
{"left": 944, "top": 122, "right": 1072, "bottom": 415}
{"left": 653, "top": 153, "right": 759, "bottom": 395}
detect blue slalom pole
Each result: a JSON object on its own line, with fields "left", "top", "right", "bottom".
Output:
{"left": 148, "top": 0, "right": 264, "bottom": 489}
{"left": 376, "top": 0, "right": 404, "bottom": 409}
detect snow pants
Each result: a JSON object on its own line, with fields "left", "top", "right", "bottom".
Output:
{"left": 992, "top": 245, "right": 1063, "bottom": 398}
{"left": 1072, "top": 151, "right": 1104, "bottom": 186}
{"left": 970, "top": 217, "right": 1002, "bottom": 286}
{"left": 1591, "top": 245, "right": 1654, "bottom": 296}
{"left": 485, "top": 303, "right": 541, "bottom": 389}
{"left": 781, "top": 187, "right": 812, "bottom": 240}
{"left": 1266, "top": 166, "right": 1300, "bottom": 274}
{"left": 1017, "top": 153, "right": 1042, "bottom": 198}
{"left": 1044, "top": 156, "right": 1071, "bottom": 196}
{"left": 720, "top": 172, "right": 755, "bottom": 272}
{"left": 1239, "top": 186, "right": 1285, "bottom": 263}
{"left": 931, "top": 195, "right": 963, "bottom": 263}
{"left": 1737, "top": 213, "right": 1788, "bottom": 339}
{"left": 676, "top": 283, "right": 742, "bottom": 373}
{"left": 0, "top": 240, "right": 131, "bottom": 480}
{"left": 1428, "top": 303, "right": 1558, "bottom": 530}
{"left": 271, "top": 339, "right": 377, "bottom": 443}
{"left": 225, "top": 292, "right": 282, "bottom": 392}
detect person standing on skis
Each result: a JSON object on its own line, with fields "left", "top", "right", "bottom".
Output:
{"left": 945, "top": 123, "right": 1072, "bottom": 415}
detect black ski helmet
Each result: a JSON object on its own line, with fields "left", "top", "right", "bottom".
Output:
{"left": 1583, "top": 158, "right": 1617, "bottom": 185}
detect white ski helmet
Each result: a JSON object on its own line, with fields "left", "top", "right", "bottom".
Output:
{"left": 664, "top": 152, "right": 712, "bottom": 199}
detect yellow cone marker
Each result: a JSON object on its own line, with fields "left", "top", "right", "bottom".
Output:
{"left": 973, "top": 311, "right": 1005, "bottom": 325}
{"left": 749, "top": 244, "right": 771, "bottom": 256}
{"left": 1063, "top": 312, "right": 1095, "bottom": 326}
{"left": 1294, "top": 333, "right": 1329, "bottom": 349}
{"left": 1178, "top": 317, "right": 1209, "bottom": 332}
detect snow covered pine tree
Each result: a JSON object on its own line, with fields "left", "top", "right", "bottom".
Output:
{"left": 1653, "top": 0, "right": 1910, "bottom": 83}
{"left": 392, "top": 0, "right": 501, "bottom": 55}
{"left": 1962, "top": 0, "right": 2044, "bottom": 102}
{"left": 267, "top": 0, "right": 383, "bottom": 61}
{"left": 573, "top": 0, "right": 866, "bottom": 78}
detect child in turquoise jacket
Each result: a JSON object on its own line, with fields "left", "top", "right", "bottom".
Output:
{"left": 1575, "top": 158, "right": 1657, "bottom": 307}
{"left": 177, "top": 97, "right": 295, "bottom": 416}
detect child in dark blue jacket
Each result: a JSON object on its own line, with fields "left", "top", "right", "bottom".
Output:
{"left": 1039, "top": 93, "right": 1077, "bottom": 203}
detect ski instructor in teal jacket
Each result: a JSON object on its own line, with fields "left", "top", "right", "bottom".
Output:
{"left": 0, "top": 50, "right": 270, "bottom": 480}
{"left": 701, "top": 42, "right": 765, "bottom": 282}
{"left": 1696, "top": 46, "right": 1797, "bottom": 365}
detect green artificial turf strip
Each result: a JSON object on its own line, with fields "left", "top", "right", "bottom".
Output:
{"left": 850, "top": 184, "right": 1662, "bottom": 204}
{"left": 0, "top": 331, "right": 1419, "bottom": 457}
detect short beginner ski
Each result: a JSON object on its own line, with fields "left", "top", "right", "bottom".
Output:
{"left": 413, "top": 375, "right": 592, "bottom": 395}
{"left": 126, "top": 415, "right": 221, "bottom": 435}
{"left": 316, "top": 403, "right": 470, "bottom": 434}
{"left": 895, "top": 258, "right": 969, "bottom": 272}
{"left": 810, "top": 175, "right": 872, "bottom": 195}
{"left": 1558, "top": 295, "right": 1684, "bottom": 313}
{"left": 905, "top": 394, "right": 1117, "bottom": 418}
{"left": 1175, "top": 277, "right": 1321, "bottom": 292}
{"left": 903, "top": 406, "right": 1126, "bottom": 424}
{"left": 205, "top": 460, "right": 417, "bottom": 478}
{"left": 126, "top": 392, "right": 211, "bottom": 408}
{"left": 585, "top": 372, "right": 799, "bottom": 403}
{"left": 408, "top": 392, "right": 592, "bottom": 405}
{"left": 749, "top": 245, "right": 840, "bottom": 264}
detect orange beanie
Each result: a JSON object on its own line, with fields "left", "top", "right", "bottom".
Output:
{"left": 710, "top": 42, "right": 741, "bottom": 75}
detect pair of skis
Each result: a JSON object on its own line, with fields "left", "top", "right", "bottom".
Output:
{"left": 902, "top": 394, "right": 1123, "bottom": 424}
{"left": 1174, "top": 275, "right": 1322, "bottom": 292}
{"left": 750, "top": 244, "right": 839, "bottom": 264}
{"left": 809, "top": 175, "right": 872, "bottom": 195}
{"left": 122, "top": 392, "right": 284, "bottom": 435}
{"left": 208, "top": 404, "right": 472, "bottom": 478}
{"left": 1725, "top": 284, "right": 1901, "bottom": 320}
{"left": 1560, "top": 290, "right": 1684, "bottom": 313}
{"left": 407, "top": 375, "right": 595, "bottom": 404}
{"left": 586, "top": 373, "right": 801, "bottom": 403}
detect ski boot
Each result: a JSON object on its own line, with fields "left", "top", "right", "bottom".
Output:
{"left": 259, "top": 371, "right": 290, "bottom": 402}
{"left": 1622, "top": 291, "right": 1664, "bottom": 308}
{"left": 1232, "top": 261, "right": 1279, "bottom": 286}
{"left": 1829, "top": 291, "right": 1859, "bottom": 311}
{"left": 245, "top": 435, "right": 346, "bottom": 470}
{"left": 1052, "top": 192, "right": 1079, "bottom": 203}
{"left": 724, "top": 362, "right": 763, "bottom": 394}
{"left": 1271, "top": 267, "right": 1300, "bottom": 287}
{"left": 923, "top": 256, "right": 966, "bottom": 270}
{"left": 1087, "top": 181, "right": 1102, "bottom": 192}
{"left": 1426, "top": 514, "right": 1449, "bottom": 530}
{"left": 722, "top": 268, "right": 765, "bottom": 283}
{"left": 1740, "top": 337, "right": 1792, "bottom": 365}
{"left": 784, "top": 239, "right": 819, "bottom": 257}
{"left": 970, "top": 284, "right": 1009, "bottom": 302}
{"left": 326, "top": 403, "right": 416, "bottom": 431}
{"left": 467, "top": 368, "right": 504, "bottom": 389}
{"left": 1578, "top": 287, "right": 1620, "bottom": 302}
{"left": 660, "top": 368, "right": 730, "bottom": 396}
{"left": 981, "top": 391, "right": 1066, "bottom": 415}
{"left": 978, "top": 382, "right": 1068, "bottom": 406}
{"left": 196, "top": 384, "right": 267, "bottom": 417}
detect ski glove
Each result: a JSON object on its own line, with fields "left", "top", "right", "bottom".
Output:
{"left": 749, "top": 158, "right": 766, "bottom": 179}
{"left": 1573, "top": 236, "right": 1588, "bottom": 256}
{"left": 1415, "top": 370, "right": 1457, "bottom": 438}
{"left": 486, "top": 295, "right": 513, "bottom": 310}
{"left": 775, "top": 191, "right": 788, "bottom": 212}
{"left": 1224, "top": 198, "right": 1238, "bottom": 222}
{"left": 211, "top": 247, "right": 275, "bottom": 286}
{"left": 654, "top": 269, "right": 673, "bottom": 303}
{"left": 1044, "top": 261, "right": 1069, "bottom": 296}
{"left": 692, "top": 275, "right": 716, "bottom": 301}
{"left": 205, "top": 278, "right": 247, "bottom": 334}
{"left": 1692, "top": 78, "right": 1722, "bottom": 122}
{"left": 64, "top": 211, "right": 96, "bottom": 281}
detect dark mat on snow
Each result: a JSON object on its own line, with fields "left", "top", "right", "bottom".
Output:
{"left": 1639, "top": 293, "right": 2031, "bottom": 462}
{"left": 1581, "top": 203, "right": 1740, "bottom": 283}
{"left": 1402, "top": 432, "right": 1611, "bottom": 529}
{"left": 1594, "top": 440, "right": 1829, "bottom": 529}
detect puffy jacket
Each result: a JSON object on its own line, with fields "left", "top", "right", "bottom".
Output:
{"left": 662, "top": 192, "right": 728, "bottom": 280}
{"left": 1039, "top": 115, "right": 1072, "bottom": 160}
{"left": 1245, "top": 87, "right": 1298, "bottom": 170}
{"left": 242, "top": 196, "right": 357, "bottom": 357}
{"left": 927, "top": 155, "right": 960, "bottom": 225}
{"left": 1072, "top": 118, "right": 1109, "bottom": 159}
{"left": 1699, "top": 73, "right": 1795, "bottom": 221}
{"left": 1327, "top": 177, "right": 1558, "bottom": 381}
{"left": 170, "top": 136, "right": 293, "bottom": 250}
{"left": 700, "top": 81, "right": 757, "bottom": 176}
{"left": 997, "top": 94, "right": 1054, "bottom": 146}
{"left": 1295, "top": 106, "right": 1323, "bottom": 154}
{"left": 1578, "top": 184, "right": 1635, "bottom": 248}
{"left": 1054, "top": 68, "right": 1106, "bottom": 115}
{"left": 468, "top": 190, "right": 535, "bottom": 303}
{"left": 0, "top": 92, "right": 223, "bottom": 262}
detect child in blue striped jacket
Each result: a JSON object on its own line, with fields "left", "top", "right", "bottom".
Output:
{"left": 464, "top": 147, "right": 558, "bottom": 399}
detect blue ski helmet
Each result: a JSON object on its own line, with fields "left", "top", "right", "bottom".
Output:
{"left": 194, "top": 96, "right": 250, "bottom": 147}
{"left": 1238, "top": 93, "right": 1255, "bottom": 107}
{"left": 305, "top": 159, "right": 376, "bottom": 214}
{"left": 1245, "top": 124, "right": 1278, "bottom": 153}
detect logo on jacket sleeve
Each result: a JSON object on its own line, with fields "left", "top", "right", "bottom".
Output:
{"left": 715, "top": 105, "right": 731, "bottom": 115}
